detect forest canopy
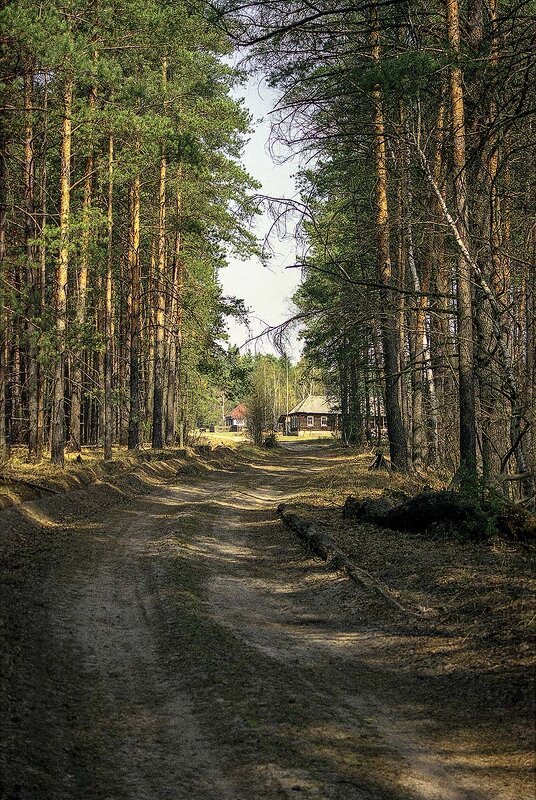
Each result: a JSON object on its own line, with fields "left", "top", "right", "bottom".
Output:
{"left": 0, "top": 0, "right": 260, "bottom": 462}
{"left": 1, "top": 0, "right": 535, "bottom": 506}
{"left": 212, "top": 0, "right": 535, "bottom": 501}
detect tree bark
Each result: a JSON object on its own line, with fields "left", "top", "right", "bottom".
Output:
{"left": 152, "top": 60, "right": 168, "bottom": 449}
{"left": 425, "top": 89, "right": 448, "bottom": 466}
{"left": 370, "top": 8, "right": 409, "bottom": 471}
{"left": 70, "top": 79, "right": 96, "bottom": 453}
{"left": 152, "top": 148, "right": 167, "bottom": 448}
{"left": 127, "top": 166, "right": 141, "bottom": 450}
{"left": 23, "top": 66, "right": 41, "bottom": 461}
{"left": 0, "top": 80, "right": 10, "bottom": 461}
{"left": 445, "top": 0, "right": 478, "bottom": 484}
{"left": 165, "top": 171, "right": 183, "bottom": 446}
{"left": 51, "top": 78, "right": 73, "bottom": 466}
{"left": 36, "top": 70, "right": 49, "bottom": 459}
{"left": 0, "top": 113, "right": 8, "bottom": 461}
{"left": 104, "top": 134, "right": 114, "bottom": 460}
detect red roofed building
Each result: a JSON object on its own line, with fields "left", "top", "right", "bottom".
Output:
{"left": 225, "top": 403, "right": 248, "bottom": 432}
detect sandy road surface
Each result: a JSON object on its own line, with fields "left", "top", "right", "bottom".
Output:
{"left": 1, "top": 445, "right": 533, "bottom": 799}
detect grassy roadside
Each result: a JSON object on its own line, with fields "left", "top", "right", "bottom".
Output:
{"left": 267, "top": 445, "right": 535, "bottom": 743}
{"left": 0, "top": 440, "right": 244, "bottom": 511}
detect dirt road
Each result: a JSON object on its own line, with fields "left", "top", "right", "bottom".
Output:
{"left": 1, "top": 445, "right": 533, "bottom": 799}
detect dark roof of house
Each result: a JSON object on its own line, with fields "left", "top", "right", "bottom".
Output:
{"left": 228, "top": 403, "right": 248, "bottom": 419}
{"left": 286, "top": 395, "right": 341, "bottom": 415}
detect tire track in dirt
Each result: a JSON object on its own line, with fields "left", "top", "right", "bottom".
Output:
{"left": 53, "top": 489, "right": 241, "bottom": 800}
{"left": 206, "top": 476, "right": 523, "bottom": 800}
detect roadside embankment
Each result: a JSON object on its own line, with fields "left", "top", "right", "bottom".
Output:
{"left": 0, "top": 444, "right": 238, "bottom": 512}
{"left": 0, "top": 444, "right": 237, "bottom": 572}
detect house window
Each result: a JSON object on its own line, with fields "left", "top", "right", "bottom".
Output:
{"left": 320, "top": 416, "right": 328, "bottom": 427}
{"left": 290, "top": 416, "right": 298, "bottom": 430}
{"left": 307, "top": 415, "right": 314, "bottom": 427}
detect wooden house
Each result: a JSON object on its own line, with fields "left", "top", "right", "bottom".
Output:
{"left": 225, "top": 403, "right": 248, "bottom": 432}
{"left": 279, "top": 395, "right": 341, "bottom": 436}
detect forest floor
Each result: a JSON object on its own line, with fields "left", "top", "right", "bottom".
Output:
{"left": 0, "top": 442, "right": 534, "bottom": 800}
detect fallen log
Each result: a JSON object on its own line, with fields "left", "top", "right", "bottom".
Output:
{"left": 277, "top": 503, "right": 425, "bottom": 616}
{"left": 277, "top": 504, "right": 331, "bottom": 560}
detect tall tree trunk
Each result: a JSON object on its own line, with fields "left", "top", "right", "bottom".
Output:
{"left": 445, "top": 0, "right": 477, "bottom": 483}
{"left": 127, "top": 168, "right": 141, "bottom": 450}
{"left": 36, "top": 70, "right": 49, "bottom": 459}
{"left": 145, "top": 241, "right": 156, "bottom": 430}
{"left": 370, "top": 8, "right": 409, "bottom": 471}
{"left": 118, "top": 251, "right": 129, "bottom": 446}
{"left": 152, "top": 60, "right": 168, "bottom": 449}
{"left": 0, "top": 115, "right": 8, "bottom": 460}
{"left": 151, "top": 148, "right": 166, "bottom": 448}
{"left": 425, "top": 89, "right": 447, "bottom": 466}
{"left": 165, "top": 171, "right": 182, "bottom": 445}
{"left": 104, "top": 134, "right": 114, "bottom": 460}
{"left": 406, "top": 128, "right": 438, "bottom": 467}
{"left": 51, "top": 78, "right": 73, "bottom": 466}
{"left": 24, "top": 66, "right": 40, "bottom": 460}
{"left": 70, "top": 80, "right": 96, "bottom": 453}
{"left": 10, "top": 282, "right": 21, "bottom": 444}
{"left": 484, "top": 0, "right": 527, "bottom": 486}
{"left": 0, "top": 335, "right": 6, "bottom": 462}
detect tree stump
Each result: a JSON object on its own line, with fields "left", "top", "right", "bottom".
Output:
{"left": 368, "top": 450, "right": 392, "bottom": 471}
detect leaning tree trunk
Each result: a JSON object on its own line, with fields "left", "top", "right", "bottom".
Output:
{"left": 51, "top": 78, "right": 73, "bottom": 466}
{"left": 370, "top": 8, "right": 409, "bottom": 471}
{"left": 418, "top": 145, "right": 533, "bottom": 498}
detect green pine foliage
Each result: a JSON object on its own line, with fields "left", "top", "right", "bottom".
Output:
{"left": 0, "top": 0, "right": 261, "bottom": 456}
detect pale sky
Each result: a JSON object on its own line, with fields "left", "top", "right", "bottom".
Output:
{"left": 220, "top": 75, "right": 303, "bottom": 359}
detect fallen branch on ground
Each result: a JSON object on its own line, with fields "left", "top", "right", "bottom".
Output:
{"left": 277, "top": 503, "right": 427, "bottom": 617}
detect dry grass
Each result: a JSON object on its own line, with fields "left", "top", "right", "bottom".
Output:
{"left": 0, "top": 439, "right": 248, "bottom": 511}
{"left": 272, "top": 443, "right": 535, "bottom": 688}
